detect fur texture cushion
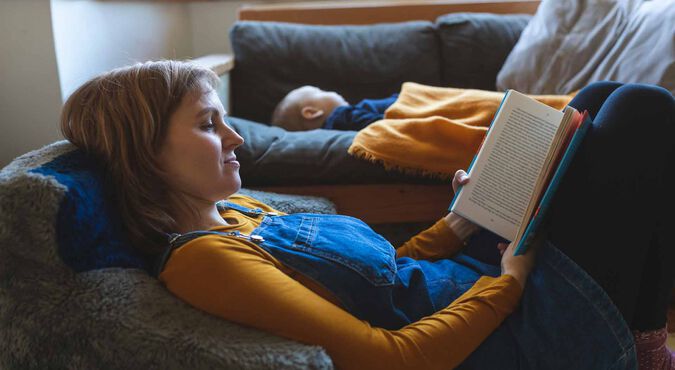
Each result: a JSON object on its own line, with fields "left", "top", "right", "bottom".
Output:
{"left": 0, "top": 140, "right": 336, "bottom": 369}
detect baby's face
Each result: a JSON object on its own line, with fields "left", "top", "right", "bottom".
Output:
{"left": 292, "top": 86, "right": 348, "bottom": 115}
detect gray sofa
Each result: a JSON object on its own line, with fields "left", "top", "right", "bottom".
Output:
{"left": 227, "top": 12, "right": 531, "bottom": 187}
{"left": 227, "top": 12, "right": 531, "bottom": 245}
{"left": 0, "top": 12, "right": 531, "bottom": 369}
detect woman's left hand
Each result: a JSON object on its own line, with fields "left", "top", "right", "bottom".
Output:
{"left": 451, "top": 169, "right": 469, "bottom": 193}
{"left": 444, "top": 169, "right": 480, "bottom": 241}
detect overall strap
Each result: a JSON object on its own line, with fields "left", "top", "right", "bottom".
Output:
{"left": 154, "top": 230, "right": 235, "bottom": 278}
{"left": 154, "top": 200, "right": 276, "bottom": 277}
{"left": 153, "top": 229, "right": 267, "bottom": 277}
{"left": 217, "top": 200, "right": 279, "bottom": 217}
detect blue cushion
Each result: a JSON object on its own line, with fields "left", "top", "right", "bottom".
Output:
{"left": 30, "top": 150, "right": 151, "bottom": 273}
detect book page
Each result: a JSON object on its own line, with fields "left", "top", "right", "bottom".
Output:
{"left": 451, "top": 91, "right": 564, "bottom": 241}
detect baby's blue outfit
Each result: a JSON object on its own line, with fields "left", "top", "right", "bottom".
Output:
{"left": 323, "top": 94, "right": 398, "bottom": 130}
{"left": 160, "top": 201, "right": 636, "bottom": 369}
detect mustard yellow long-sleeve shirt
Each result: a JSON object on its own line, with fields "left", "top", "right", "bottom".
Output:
{"left": 159, "top": 194, "right": 523, "bottom": 370}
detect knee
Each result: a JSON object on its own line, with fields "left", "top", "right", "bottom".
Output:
{"left": 575, "top": 81, "right": 624, "bottom": 98}
{"left": 608, "top": 83, "right": 675, "bottom": 115}
{"left": 597, "top": 83, "right": 675, "bottom": 139}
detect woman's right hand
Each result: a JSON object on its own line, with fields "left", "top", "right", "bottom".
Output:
{"left": 497, "top": 241, "right": 537, "bottom": 290}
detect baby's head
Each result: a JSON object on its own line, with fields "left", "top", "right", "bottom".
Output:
{"left": 271, "top": 86, "right": 348, "bottom": 131}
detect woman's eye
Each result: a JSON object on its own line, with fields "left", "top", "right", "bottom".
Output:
{"left": 201, "top": 122, "right": 216, "bottom": 131}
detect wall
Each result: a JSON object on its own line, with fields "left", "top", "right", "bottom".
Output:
{"left": 188, "top": 1, "right": 243, "bottom": 57}
{"left": 0, "top": 0, "right": 63, "bottom": 168}
{"left": 52, "top": 0, "right": 194, "bottom": 101}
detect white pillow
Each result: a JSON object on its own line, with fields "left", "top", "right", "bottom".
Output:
{"left": 496, "top": 0, "right": 675, "bottom": 95}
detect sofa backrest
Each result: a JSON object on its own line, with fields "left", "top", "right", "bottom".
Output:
{"left": 436, "top": 12, "right": 531, "bottom": 90}
{"left": 230, "top": 20, "right": 442, "bottom": 124}
{"left": 229, "top": 13, "right": 531, "bottom": 124}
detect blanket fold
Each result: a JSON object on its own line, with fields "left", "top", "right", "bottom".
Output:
{"left": 348, "top": 82, "right": 574, "bottom": 179}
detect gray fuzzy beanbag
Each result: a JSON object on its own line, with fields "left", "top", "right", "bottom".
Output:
{"left": 0, "top": 141, "right": 335, "bottom": 369}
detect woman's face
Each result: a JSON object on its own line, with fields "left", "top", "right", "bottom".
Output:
{"left": 158, "top": 83, "right": 244, "bottom": 205}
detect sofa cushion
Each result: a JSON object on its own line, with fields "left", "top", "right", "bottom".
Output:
{"left": 436, "top": 12, "right": 531, "bottom": 91}
{"left": 229, "top": 116, "right": 447, "bottom": 186}
{"left": 0, "top": 141, "right": 336, "bottom": 369}
{"left": 496, "top": 0, "right": 675, "bottom": 94}
{"left": 230, "top": 20, "right": 442, "bottom": 124}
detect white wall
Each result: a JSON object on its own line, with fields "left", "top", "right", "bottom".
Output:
{"left": 0, "top": 0, "right": 63, "bottom": 168}
{"left": 52, "top": 0, "right": 194, "bottom": 101}
{"left": 188, "top": 1, "right": 243, "bottom": 57}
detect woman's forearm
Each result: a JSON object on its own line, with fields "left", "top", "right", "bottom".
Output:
{"left": 443, "top": 212, "right": 480, "bottom": 242}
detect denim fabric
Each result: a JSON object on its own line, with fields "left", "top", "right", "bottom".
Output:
{"left": 457, "top": 238, "right": 636, "bottom": 370}
{"left": 166, "top": 201, "right": 636, "bottom": 369}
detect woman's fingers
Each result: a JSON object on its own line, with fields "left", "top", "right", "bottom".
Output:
{"left": 452, "top": 170, "right": 469, "bottom": 193}
{"left": 497, "top": 242, "right": 507, "bottom": 256}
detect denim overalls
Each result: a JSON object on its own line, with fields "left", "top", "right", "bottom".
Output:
{"left": 156, "top": 201, "right": 636, "bottom": 369}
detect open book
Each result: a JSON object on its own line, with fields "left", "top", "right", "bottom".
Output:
{"left": 449, "top": 90, "right": 591, "bottom": 255}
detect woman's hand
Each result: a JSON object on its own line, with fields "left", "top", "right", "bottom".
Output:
{"left": 451, "top": 169, "right": 469, "bottom": 193}
{"left": 497, "top": 242, "right": 537, "bottom": 290}
{"left": 444, "top": 170, "right": 480, "bottom": 241}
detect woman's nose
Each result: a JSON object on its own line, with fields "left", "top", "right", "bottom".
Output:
{"left": 222, "top": 123, "right": 245, "bottom": 147}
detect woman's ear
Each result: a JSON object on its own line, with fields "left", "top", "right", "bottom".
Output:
{"left": 301, "top": 106, "right": 325, "bottom": 120}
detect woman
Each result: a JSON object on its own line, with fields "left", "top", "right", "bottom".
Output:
{"left": 60, "top": 60, "right": 674, "bottom": 370}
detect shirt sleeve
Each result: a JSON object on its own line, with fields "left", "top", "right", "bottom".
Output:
{"left": 396, "top": 218, "right": 466, "bottom": 260}
{"left": 160, "top": 236, "right": 523, "bottom": 370}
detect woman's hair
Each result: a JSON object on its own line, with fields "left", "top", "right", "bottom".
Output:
{"left": 60, "top": 60, "right": 219, "bottom": 255}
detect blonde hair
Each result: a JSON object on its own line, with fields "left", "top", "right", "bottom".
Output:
{"left": 60, "top": 60, "right": 219, "bottom": 255}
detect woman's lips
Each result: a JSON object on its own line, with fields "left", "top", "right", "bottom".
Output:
{"left": 224, "top": 158, "right": 240, "bottom": 167}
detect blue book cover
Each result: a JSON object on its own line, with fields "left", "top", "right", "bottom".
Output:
{"left": 513, "top": 113, "right": 592, "bottom": 256}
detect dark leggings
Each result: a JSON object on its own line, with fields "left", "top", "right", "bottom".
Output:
{"left": 464, "top": 81, "right": 674, "bottom": 331}
{"left": 547, "top": 81, "right": 675, "bottom": 331}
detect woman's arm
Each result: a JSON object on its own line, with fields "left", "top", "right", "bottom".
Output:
{"left": 160, "top": 235, "right": 523, "bottom": 370}
{"left": 396, "top": 170, "right": 479, "bottom": 260}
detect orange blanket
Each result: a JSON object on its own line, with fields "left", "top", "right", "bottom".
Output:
{"left": 347, "top": 82, "right": 575, "bottom": 179}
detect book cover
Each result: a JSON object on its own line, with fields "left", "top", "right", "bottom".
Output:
{"left": 513, "top": 111, "right": 591, "bottom": 255}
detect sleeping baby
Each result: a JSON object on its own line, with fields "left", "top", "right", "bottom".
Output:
{"left": 270, "top": 85, "right": 397, "bottom": 131}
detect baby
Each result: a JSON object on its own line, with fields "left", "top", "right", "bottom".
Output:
{"left": 270, "top": 85, "right": 398, "bottom": 131}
